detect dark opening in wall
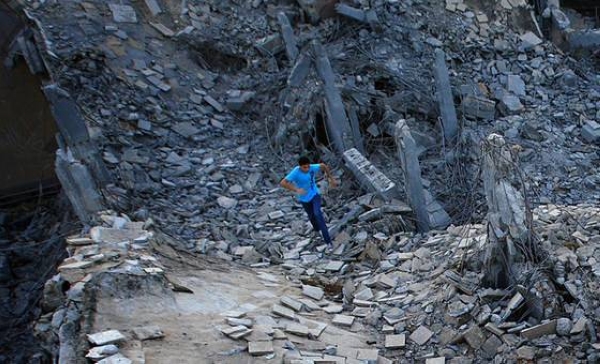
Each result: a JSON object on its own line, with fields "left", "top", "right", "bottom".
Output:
{"left": 313, "top": 111, "right": 330, "bottom": 148}
{"left": 0, "top": 5, "right": 59, "bottom": 206}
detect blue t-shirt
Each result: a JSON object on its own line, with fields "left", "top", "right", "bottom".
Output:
{"left": 285, "top": 164, "right": 321, "bottom": 203}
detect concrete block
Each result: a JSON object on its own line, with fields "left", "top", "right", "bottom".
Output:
{"left": 409, "top": 326, "right": 433, "bottom": 345}
{"left": 87, "top": 330, "right": 126, "bottom": 346}
{"left": 302, "top": 285, "right": 324, "bottom": 300}
{"left": 581, "top": 119, "right": 600, "bottom": 143}
{"left": 463, "top": 325, "right": 486, "bottom": 349}
{"left": 144, "top": 0, "right": 162, "bottom": 16}
{"left": 343, "top": 148, "right": 397, "bottom": 200}
{"left": 332, "top": 314, "right": 355, "bottom": 327}
{"left": 385, "top": 334, "right": 406, "bottom": 349}
{"left": 461, "top": 95, "right": 495, "bottom": 120}
{"left": 272, "top": 304, "right": 297, "bottom": 320}
{"left": 281, "top": 296, "right": 303, "bottom": 312}
{"left": 521, "top": 320, "right": 556, "bottom": 339}
{"left": 248, "top": 341, "right": 274, "bottom": 356}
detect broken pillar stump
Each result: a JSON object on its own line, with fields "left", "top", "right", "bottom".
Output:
{"left": 394, "top": 120, "right": 430, "bottom": 232}
{"left": 481, "top": 133, "right": 536, "bottom": 288}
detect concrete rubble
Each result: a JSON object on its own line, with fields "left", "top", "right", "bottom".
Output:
{"left": 3, "top": 0, "right": 600, "bottom": 362}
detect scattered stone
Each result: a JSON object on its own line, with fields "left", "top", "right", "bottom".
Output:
{"left": 86, "top": 345, "right": 119, "bottom": 360}
{"left": 302, "top": 285, "right": 324, "bottom": 301}
{"left": 97, "top": 354, "right": 132, "bottom": 364}
{"left": 108, "top": 4, "right": 137, "bottom": 23}
{"left": 132, "top": 325, "right": 164, "bottom": 341}
{"left": 88, "top": 330, "right": 126, "bottom": 346}
{"left": 520, "top": 320, "right": 556, "bottom": 340}
{"left": 248, "top": 341, "right": 274, "bottom": 356}
{"left": 332, "top": 314, "right": 355, "bottom": 327}
{"left": 385, "top": 334, "right": 406, "bottom": 349}
{"left": 556, "top": 318, "right": 572, "bottom": 336}
{"left": 285, "top": 323, "right": 309, "bottom": 336}
{"left": 272, "top": 304, "right": 297, "bottom": 320}
{"left": 516, "top": 346, "right": 535, "bottom": 360}
{"left": 356, "top": 348, "right": 379, "bottom": 361}
{"left": 409, "top": 326, "right": 434, "bottom": 345}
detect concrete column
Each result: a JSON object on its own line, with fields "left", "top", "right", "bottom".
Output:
{"left": 312, "top": 40, "right": 354, "bottom": 155}
{"left": 434, "top": 49, "right": 458, "bottom": 144}
{"left": 394, "top": 120, "right": 430, "bottom": 232}
{"left": 277, "top": 12, "right": 298, "bottom": 62}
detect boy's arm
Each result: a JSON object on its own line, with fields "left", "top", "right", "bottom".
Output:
{"left": 319, "top": 163, "right": 337, "bottom": 188}
{"left": 280, "top": 178, "right": 305, "bottom": 195}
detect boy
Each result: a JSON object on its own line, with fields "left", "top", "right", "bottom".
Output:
{"left": 280, "top": 156, "right": 337, "bottom": 249}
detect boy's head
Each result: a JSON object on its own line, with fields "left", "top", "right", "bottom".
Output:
{"left": 298, "top": 156, "right": 311, "bottom": 172}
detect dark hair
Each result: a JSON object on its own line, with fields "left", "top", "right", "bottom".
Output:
{"left": 298, "top": 156, "right": 311, "bottom": 166}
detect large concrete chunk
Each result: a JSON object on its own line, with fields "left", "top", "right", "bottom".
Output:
{"left": 343, "top": 148, "right": 397, "bottom": 200}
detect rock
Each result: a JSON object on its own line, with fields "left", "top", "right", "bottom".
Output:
{"left": 581, "top": 119, "right": 600, "bottom": 143}
{"left": 302, "top": 285, "right": 324, "bottom": 301}
{"left": 498, "top": 94, "right": 523, "bottom": 115}
{"left": 556, "top": 318, "right": 572, "bottom": 336}
{"left": 272, "top": 304, "right": 296, "bottom": 320}
{"left": 356, "top": 348, "right": 379, "bottom": 361}
{"left": 409, "top": 326, "right": 434, "bottom": 345}
{"left": 87, "top": 330, "right": 126, "bottom": 346}
{"left": 520, "top": 320, "right": 556, "bottom": 340}
{"left": 519, "top": 31, "right": 543, "bottom": 49}
{"left": 507, "top": 74, "right": 526, "bottom": 96}
{"left": 248, "top": 341, "right": 274, "bottom": 356}
{"left": 217, "top": 196, "right": 238, "bottom": 209}
{"left": 86, "top": 345, "right": 120, "bottom": 360}
{"left": 132, "top": 325, "right": 164, "bottom": 340}
{"left": 108, "top": 4, "right": 137, "bottom": 23}
{"left": 97, "top": 354, "right": 132, "bottom": 364}
{"left": 385, "top": 334, "right": 406, "bottom": 349}
{"left": 463, "top": 325, "right": 486, "bottom": 349}
{"left": 516, "top": 346, "right": 535, "bottom": 360}
{"left": 332, "top": 314, "right": 355, "bottom": 327}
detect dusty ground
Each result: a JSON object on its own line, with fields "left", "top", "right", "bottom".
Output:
{"left": 90, "top": 251, "right": 372, "bottom": 364}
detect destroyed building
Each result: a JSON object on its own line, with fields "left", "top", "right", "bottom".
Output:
{"left": 3, "top": 0, "right": 600, "bottom": 363}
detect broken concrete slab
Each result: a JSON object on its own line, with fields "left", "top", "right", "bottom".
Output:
{"left": 332, "top": 314, "right": 355, "bottom": 327}
{"left": 108, "top": 4, "right": 138, "bottom": 23}
{"left": 385, "top": 334, "right": 406, "bottom": 349}
{"left": 409, "top": 326, "right": 434, "bottom": 345}
{"left": 248, "top": 341, "right": 274, "bottom": 356}
{"left": 302, "top": 285, "right": 325, "bottom": 301}
{"left": 87, "top": 330, "right": 126, "bottom": 346}
{"left": 272, "top": 304, "right": 297, "bottom": 320}
{"left": 343, "top": 148, "right": 397, "bottom": 200}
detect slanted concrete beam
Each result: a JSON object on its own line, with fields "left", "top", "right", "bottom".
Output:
{"left": 433, "top": 49, "right": 458, "bottom": 144}
{"left": 277, "top": 12, "right": 298, "bottom": 62}
{"left": 343, "top": 148, "right": 397, "bottom": 200}
{"left": 312, "top": 40, "right": 354, "bottom": 155}
{"left": 394, "top": 120, "right": 429, "bottom": 232}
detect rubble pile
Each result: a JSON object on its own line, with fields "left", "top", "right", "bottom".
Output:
{"left": 0, "top": 200, "right": 71, "bottom": 363}
{"left": 6, "top": 0, "right": 600, "bottom": 362}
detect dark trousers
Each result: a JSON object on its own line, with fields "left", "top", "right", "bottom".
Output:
{"left": 301, "top": 194, "right": 332, "bottom": 245}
